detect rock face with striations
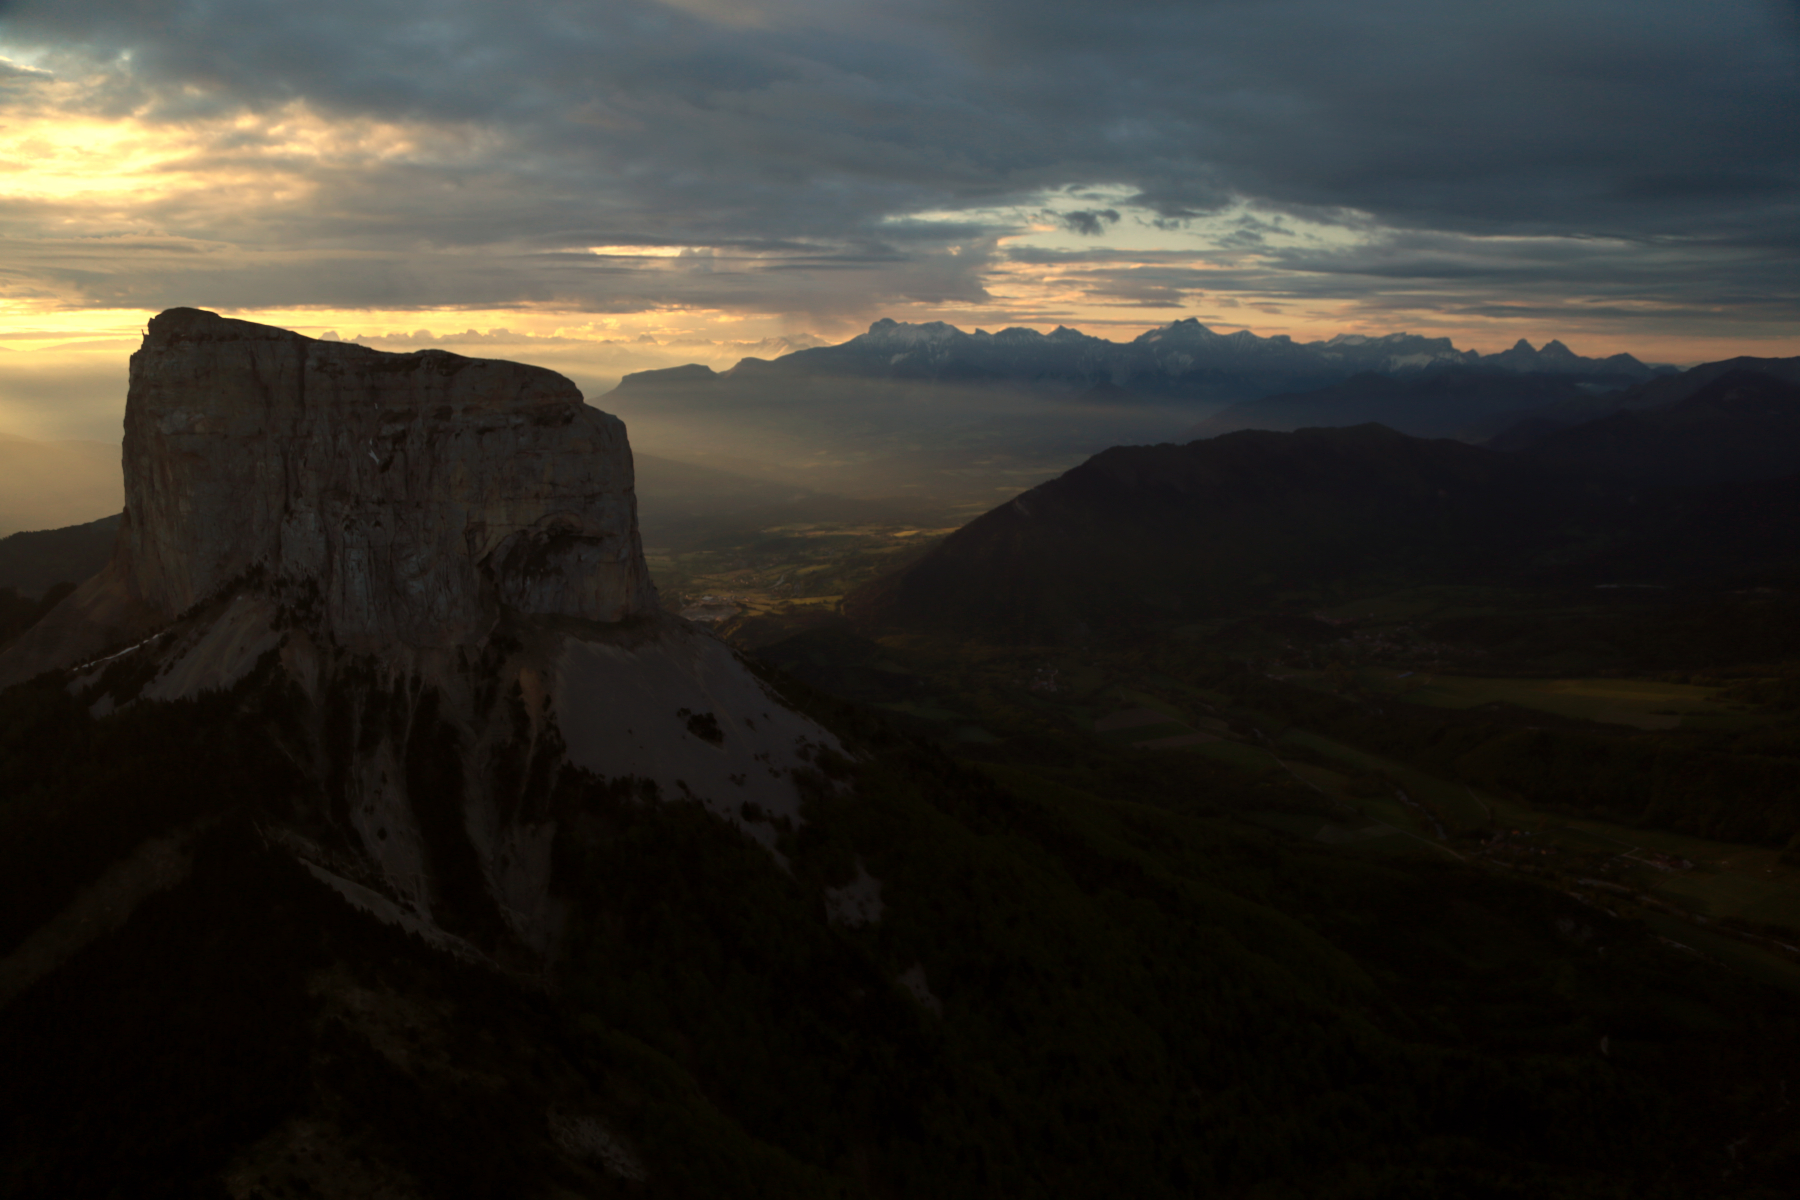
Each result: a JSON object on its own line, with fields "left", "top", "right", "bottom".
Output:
{"left": 0, "top": 309, "right": 659, "bottom": 681}
{"left": 0, "top": 309, "right": 844, "bottom": 959}
{"left": 121, "top": 307, "right": 655, "bottom": 645}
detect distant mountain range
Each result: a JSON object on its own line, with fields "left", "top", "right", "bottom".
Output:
{"left": 1182, "top": 368, "right": 1598, "bottom": 442}
{"left": 617, "top": 317, "right": 1670, "bottom": 408}
{"left": 1484, "top": 356, "right": 1800, "bottom": 450}
{"left": 603, "top": 318, "right": 1677, "bottom": 507}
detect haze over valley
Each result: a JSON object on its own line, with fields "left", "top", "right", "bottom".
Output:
{"left": 0, "top": 311, "right": 1737, "bottom": 541}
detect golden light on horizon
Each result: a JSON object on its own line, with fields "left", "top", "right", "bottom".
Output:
{"left": 1, "top": 61, "right": 1795, "bottom": 407}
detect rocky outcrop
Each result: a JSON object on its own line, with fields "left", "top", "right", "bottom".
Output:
{"left": 0, "top": 308, "right": 656, "bottom": 682}
{"left": 122, "top": 307, "right": 654, "bottom": 645}
{"left": 0, "top": 310, "right": 847, "bottom": 961}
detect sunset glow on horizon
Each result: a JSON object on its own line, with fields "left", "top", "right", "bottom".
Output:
{"left": 2, "top": 0, "right": 1797, "bottom": 440}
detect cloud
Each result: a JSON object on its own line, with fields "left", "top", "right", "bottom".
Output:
{"left": 1059, "top": 209, "right": 1120, "bottom": 236}
{"left": 0, "top": 0, "right": 1792, "bottom": 348}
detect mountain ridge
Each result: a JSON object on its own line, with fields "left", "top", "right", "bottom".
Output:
{"left": 1182, "top": 366, "right": 1602, "bottom": 442}
{"left": 599, "top": 317, "right": 1678, "bottom": 505}
{"left": 613, "top": 316, "right": 1670, "bottom": 406}
{"left": 1181, "top": 353, "right": 1800, "bottom": 445}
{"left": 1509, "top": 368, "right": 1800, "bottom": 486}
{"left": 846, "top": 417, "right": 1800, "bottom": 640}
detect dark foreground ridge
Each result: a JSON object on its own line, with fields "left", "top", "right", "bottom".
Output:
{"left": 0, "top": 514, "right": 117, "bottom": 601}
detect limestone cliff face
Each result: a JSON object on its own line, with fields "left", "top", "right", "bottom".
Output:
{"left": 119, "top": 307, "right": 655, "bottom": 646}
{"left": 0, "top": 310, "right": 850, "bottom": 964}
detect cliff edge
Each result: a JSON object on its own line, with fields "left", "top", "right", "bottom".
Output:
{"left": 2, "top": 308, "right": 654, "bottom": 683}
{"left": 0, "top": 310, "right": 844, "bottom": 960}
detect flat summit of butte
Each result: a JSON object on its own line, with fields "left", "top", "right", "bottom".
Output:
{"left": 0, "top": 307, "right": 840, "bottom": 955}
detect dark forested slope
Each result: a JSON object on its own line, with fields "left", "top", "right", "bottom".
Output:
{"left": 1183, "top": 368, "right": 1599, "bottom": 441}
{"left": 849, "top": 425, "right": 1592, "bottom": 638}
{"left": 849, "top": 421, "right": 1800, "bottom": 640}
{"left": 1511, "top": 368, "right": 1800, "bottom": 486}
{"left": 0, "top": 514, "right": 117, "bottom": 599}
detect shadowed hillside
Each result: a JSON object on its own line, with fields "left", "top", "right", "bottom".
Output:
{"left": 1509, "top": 369, "right": 1800, "bottom": 486}
{"left": 0, "top": 514, "right": 118, "bottom": 599}
{"left": 1183, "top": 368, "right": 1608, "bottom": 442}
{"left": 850, "top": 411, "right": 1800, "bottom": 642}
{"left": 848, "top": 425, "right": 1619, "bottom": 639}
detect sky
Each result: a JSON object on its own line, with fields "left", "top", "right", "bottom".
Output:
{"left": 0, "top": 0, "right": 1797, "bottom": 440}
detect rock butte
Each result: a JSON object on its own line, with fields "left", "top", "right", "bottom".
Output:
{"left": 12, "top": 306, "right": 654, "bottom": 667}
{"left": 0, "top": 309, "right": 847, "bottom": 958}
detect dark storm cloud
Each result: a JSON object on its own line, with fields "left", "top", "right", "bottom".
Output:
{"left": 1011, "top": 231, "right": 1800, "bottom": 339}
{"left": 1059, "top": 209, "right": 1121, "bottom": 236}
{"left": 2, "top": 0, "right": 1797, "bottom": 324}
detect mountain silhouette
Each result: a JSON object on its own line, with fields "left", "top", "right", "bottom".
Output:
{"left": 848, "top": 421, "right": 1800, "bottom": 639}
{"left": 1509, "top": 368, "right": 1800, "bottom": 486}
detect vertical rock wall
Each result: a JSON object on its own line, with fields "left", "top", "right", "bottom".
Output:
{"left": 119, "top": 308, "right": 655, "bottom": 647}
{"left": 0, "top": 308, "right": 849, "bottom": 963}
